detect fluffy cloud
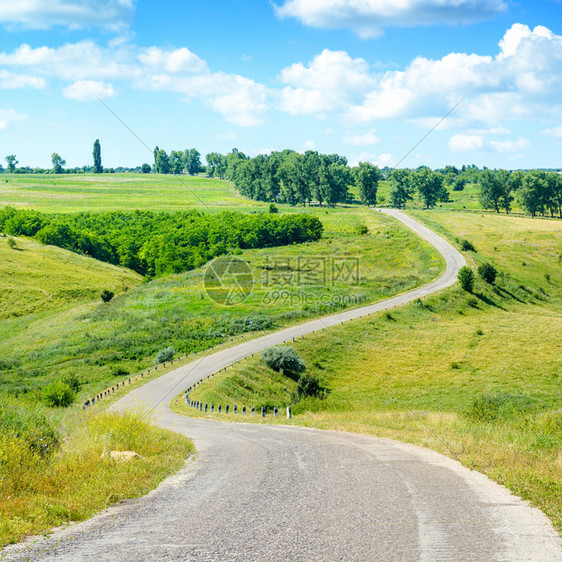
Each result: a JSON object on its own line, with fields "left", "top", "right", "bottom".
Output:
{"left": 344, "top": 130, "right": 380, "bottom": 146}
{"left": 488, "top": 138, "right": 530, "bottom": 152}
{"left": 0, "top": 69, "right": 45, "bottom": 89}
{"left": 278, "top": 24, "right": 562, "bottom": 129}
{"left": 138, "top": 47, "right": 208, "bottom": 75}
{"left": 279, "top": 49, "right": 373, "bottom": 115}
{"left": 274, "top": 0, "right": 506, "bottom": 38}
{"left": 63, "top": 80, "right": 115, "bottom": 101}
{"left": 0, "top": 0, "right": 135, "bottom": 30}
{"left": 543, "top": 126, "right": 562, "bottom": 139}
{"left": 449, "top": 134, "right": 484, "bottom": 152}
{"left": 0, "top": 108, "right": 26, "bottom": 130}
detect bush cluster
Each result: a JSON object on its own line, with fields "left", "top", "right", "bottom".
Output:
{"left": 260, "top": 345, "right": 306, "bottom": 374}
{"left": 0, "top": 208, "right": 323, "bottom": 278}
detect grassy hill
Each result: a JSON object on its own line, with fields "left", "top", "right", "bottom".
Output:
{"left": 177, "top": 210, "right": 562, "bottom": 533}
{"left": 0, "top": 234, "right": 141, "bottom": 320}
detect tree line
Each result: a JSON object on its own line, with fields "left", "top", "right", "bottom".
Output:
{"left": 0, "top": 208, "right": 323, "bottom": 277}
{"left": 477, "top": 168, "right": 562, "bottom": 218}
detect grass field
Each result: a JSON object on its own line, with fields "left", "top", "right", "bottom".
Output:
{"left": 175, "top": 211, "right": 562, "bottom": 533}
{"left": 0, "top": 173, "right": 262, "bottom": 213}
{"left": 0, "top": 234, "right": 141, "bottom": 320}
{"left": 0, "top": 200, "right": 441, "bottom": 400}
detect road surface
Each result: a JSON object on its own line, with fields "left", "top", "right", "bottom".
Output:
{"left": 4, "top": 209, "right": 560, "bottom": 561}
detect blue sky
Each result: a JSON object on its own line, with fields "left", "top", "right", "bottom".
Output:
{"left": 0, "top": 1, "right": 561, "bottom": 170}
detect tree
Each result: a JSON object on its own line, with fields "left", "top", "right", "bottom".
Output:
{"left": 353, "top": 162, "right": 381, "bottom": 206}
{"left": 458, "top": 266, "right": 475, "bottom": 292}
{"left": 169, "top": 150, "right": 184, "bottom": 174}
{"left": 205, "top": 152, "right": 227, "bottom": 179}
{"left": 413, "top": 167, "right": 447, "bottom": 209}
{"left": 93, "top": 139, "right": 103, "bottom": 174}
{"left": 479, "top": 169, "right": 512, "bottom": 213}
{"left": 388, "top": 169, "right": 413, "bottom": 209}
{"left": 517, "top": 170, "right": 547, "bottom": 217}
{"left": 260, "top": 345, "right": 306, "bottom": 375}
{"left": 141, "top": 163, "right": 151, "bottom": 174}
{"left": 51, "top": 153, "right": 66, "bottom": 174}
{"left": 154, "top": 149, "right": 170, "bottom": 174}
{"left": 184, "top": 148, "right": 202, "bottom": 175}
{"left": 478, "top": 262, "right": 497, "bottom": 284}
{"left": 5, "top": 155, "right": 17, "bottom": 172}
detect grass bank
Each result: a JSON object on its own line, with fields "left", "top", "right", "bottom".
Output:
{"left": 174, "top": 210, "right": 562, "bottom": 534}
{"left": 0, "top": 400, "right": 193, "bottom": 548}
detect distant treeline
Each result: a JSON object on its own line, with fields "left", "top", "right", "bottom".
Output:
{"left": 0, "top": 208, "right": 323, "bottom": 277}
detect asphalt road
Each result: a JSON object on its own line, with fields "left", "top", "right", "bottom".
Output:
{"left": 4, "top": 210, "right": 561, "bottom": 561}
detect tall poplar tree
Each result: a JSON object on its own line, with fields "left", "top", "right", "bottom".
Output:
{"left": 93, "top": 139, "right": 103, "bottom": 174}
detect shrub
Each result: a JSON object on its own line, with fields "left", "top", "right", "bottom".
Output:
{"left": 0, "top": 396, "right": 59, "bottom": 457}
{"left": 478, "top": 262, "right": 497, "bottom": 284}
{"left": 101, "top": 289, "right": 114, "bottom": 303}
{"left": 356, "top": 224, "right": 369, "bottom": 235}
{"left": 268, "top": 203, "right": 279, "bottom": 214}
{"left": 156, "top": 346, "right": 175, "bottom": 363}
{"left": 42, "top": 380, "right": 76, "bottom": 408}
{"left": 457, "top": 266, "right": 475, "bottom": 292}
{"left": 466, "top": 393, "right": 539, "bottom": 422}
{"left": 62, "top": 374, "right": 81, "bottom": 393}
{"left": 260, "top": 345, "right": 306, "bottom": 374}
{"left": 7, "top": 237, "right": 16, "bottom": 249}
{"left": 295, "top": 374, "right": 320, "bottom": 398}
{"left": 459, "top": 239, "right": 476, "bottom": 252}
{"left": 111, "top": 366, "right": 129, "bottom": 378}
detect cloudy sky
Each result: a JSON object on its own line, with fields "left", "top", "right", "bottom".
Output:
{"left": 1, "top": 0, "right": 561, "bottom": 169}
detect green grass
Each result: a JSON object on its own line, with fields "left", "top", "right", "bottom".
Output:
{"left": 0, "top": 407, "right": 193, "bottom": 547}
{"left": 0, "top": 234, "right": 141, "bottom": 320}
{"left": 0, "top": 173, "right": 263, "bottom": 213}
{"left": 0, "top": 205, "right": 441, "bottom": 401}
{"left": 175, "top": 210, "right": 562, "bottom": 534}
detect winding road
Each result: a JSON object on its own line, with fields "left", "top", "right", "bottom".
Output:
{"left": 4, "top": 210, "right": 561, "bottom": 561}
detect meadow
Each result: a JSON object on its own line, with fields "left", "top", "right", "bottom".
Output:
{"left": 175, "top": 210, "right": 562, "bottom": 533}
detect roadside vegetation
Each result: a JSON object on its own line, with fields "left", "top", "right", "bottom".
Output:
{"left": 175, "top": 210, "right": 562, "bottom": 533}
{"left": 0, "top": 396, "right": 192, "bottom": 547}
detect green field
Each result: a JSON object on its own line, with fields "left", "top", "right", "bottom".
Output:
{"left": 176, "top": 211, "right": 562, "bottom": 533}
{"left": 0, "top": 185, "right": 441, "bottom": 399}
{"left": 0, "top": 173, "right": 262, "bottom": 213}
{"left": 0, "top": 234, "right": 141, "bottom": 319}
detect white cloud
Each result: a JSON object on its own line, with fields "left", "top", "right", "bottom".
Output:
{"left": 63, "top": 80, "right": 115, "bottom": 101}
{"left": 449, "top": 134, "right": 484, "bottom": 152}
{"left": 543, "top": 126, "right": 562, "bottom": 139}
{"left": 488, "top": 138, "right": 530, "bottom": 152}
{"left": 279, "top": 49, "right": 373, "bottom": 115}
{"left": 0, "top": 0, "right": 135, "bottom": 30}
{"left": 344, "top": 130, "right": 380, "bottom": 146}
{"left": 303, "top": 140, "right": 316, "bottom": 151}
{"left": 274, "top": 0, "right": 506, "bottom": 38}
{"left": 138, "top": 47, "right": 207, "bottom": 74}
{"left": 0, "top": 108, "right": 26, "bottom": 130}
{"left": 0, "top": 69, "right": 45, "bottom": 89}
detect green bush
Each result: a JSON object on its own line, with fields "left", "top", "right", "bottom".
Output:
{"left": 356, "top": 224, "right": 369, "bottom": 235}
{"left": 62, "top": 374, "right": 81, "bottom": 393}
{"left": 260, "top": 345, "right": 306, "bottom": 374}
{"left": 466, "top": 393, "right": 539, "bottom": 422}
{"left": 478, "top": 262, "right": 497, "bottom": 284}
{"left": 295, "top": 374, "right": 320, "bottom": 398}
{"left": 458, "top": 266, "right": 475, "bottom": 292}
{"left": 460, "top": 239, "right": 476, "bottom": 252}
{"left": 0, "top": 396, "right": 59, "bottom": 456}
{"left": 111, "top": 366, "right": 129, "bottom": 378}
{"left": 7, "top": 237, "right": 16, "bottom": 249}
{"left": 101, "top": 289, "right": 114, "bottom": 303}
{"left": 42, "top": 380, "right": 76, "bottom": 408}
{"left": 156, "top": 346, "right": 175, "bottom": 363}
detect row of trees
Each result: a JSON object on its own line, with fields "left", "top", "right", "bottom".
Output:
{"left": 204, "top": 149, "right": 382, "bottom": 207}
{"left": 478, "top": 169, "right": 562, "bottom": 218}
{"left": 0, "top": 208, "right": 323, "bottom": 277}
{"left": 153, "top": 147, "right": 204, "bottom": 175}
